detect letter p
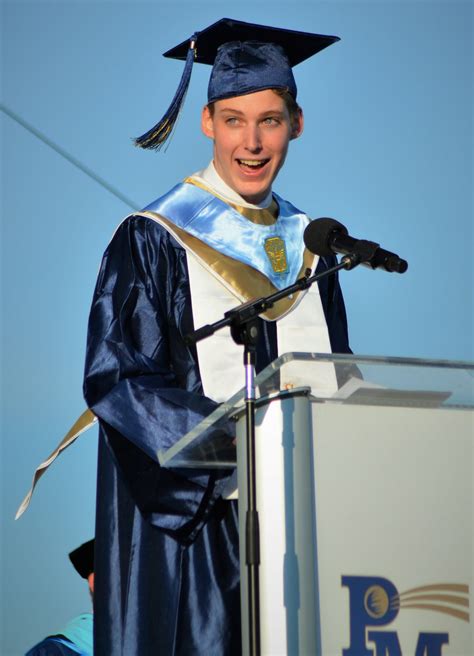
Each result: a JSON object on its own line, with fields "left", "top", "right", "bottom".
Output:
{"left": 342, "top": 575, "right": 400, "bottom": 656}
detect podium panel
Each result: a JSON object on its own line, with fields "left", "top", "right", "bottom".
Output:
{"left": 312, "top": 402, "right": 473, "bottom": 656}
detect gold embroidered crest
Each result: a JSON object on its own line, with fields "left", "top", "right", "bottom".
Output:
{"left": 264, "top": 236, "right": 288, "bottom": 274}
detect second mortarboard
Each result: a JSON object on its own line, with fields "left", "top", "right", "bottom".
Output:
{"left": 69, "top": 539, "right": 95, "bottom": 579}
{"left": 135, "top": 17, "right": 339, "bottom": 150}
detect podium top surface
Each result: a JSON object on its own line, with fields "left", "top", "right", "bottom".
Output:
{"left": 157, "top": 352, "right": 474, "bottom": 469}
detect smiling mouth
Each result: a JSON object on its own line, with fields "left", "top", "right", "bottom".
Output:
{"left": 237, "top": 158, "right": 270, "bottom": 170}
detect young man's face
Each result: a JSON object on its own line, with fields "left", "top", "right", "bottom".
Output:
{"left": 201, "top": 89, "right": 303, "bottom": 205}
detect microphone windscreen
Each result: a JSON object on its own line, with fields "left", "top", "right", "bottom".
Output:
{"left": 303, "top": 218, "right": 347, "bottom": 256}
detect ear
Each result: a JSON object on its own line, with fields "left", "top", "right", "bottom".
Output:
{"left": 291, "top": 108, "right": 304, "bottom": 140}
{"left": 201, "top": 105, "right": 215, "bottom": 139}
{"left": 88, "top": 572, "right": 95, "bottom": 595}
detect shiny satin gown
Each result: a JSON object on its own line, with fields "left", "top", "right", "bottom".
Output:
{"left": 83, "top": 214, "right": 350, "bottom": 655}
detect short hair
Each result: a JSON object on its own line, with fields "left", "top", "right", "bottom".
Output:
{"left": 271, "top": 88, "right": 302, "bottom": 123}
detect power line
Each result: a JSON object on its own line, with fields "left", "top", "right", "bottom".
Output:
{"left": 1, "top": 103, "right": 139, "bottom": 211}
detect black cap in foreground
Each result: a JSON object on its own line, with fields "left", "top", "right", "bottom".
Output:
{"left": 69, "top": 539, "right": 94, "bottom": 579}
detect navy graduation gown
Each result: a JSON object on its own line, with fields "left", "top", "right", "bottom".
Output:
{"left": 83, "top": 215, "right": 350, "bottom": 655}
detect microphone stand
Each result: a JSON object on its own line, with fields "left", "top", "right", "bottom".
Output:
{"left": 184, "top": 251, "right": 362, "bottom": 656}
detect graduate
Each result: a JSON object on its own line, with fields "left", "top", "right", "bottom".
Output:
{"left": 83, "top": 18, "right": 351, "bottom": 655}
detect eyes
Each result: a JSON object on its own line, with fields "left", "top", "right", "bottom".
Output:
{"left": 262, "top": 117, "right": 280, "bottom": 126}
{"left": 224, "top": 116, "right": 282, "bottom": 127}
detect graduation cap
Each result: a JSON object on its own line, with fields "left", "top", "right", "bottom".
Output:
{"left": 135, "top": 17, "right": 340, "bottom": 150}
{"left": 69, "top": 539, "right": 94, "bottom": 579}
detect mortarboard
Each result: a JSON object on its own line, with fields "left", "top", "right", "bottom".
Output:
{"left": 69, "top": 539, "right": 95, "bottom": 579}
{"left": 135, "top": 17, "right": 339, "bottom": 150}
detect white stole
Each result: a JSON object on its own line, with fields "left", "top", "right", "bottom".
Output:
{"left": 186, "top": 253, "right": 338, "bottom": 402}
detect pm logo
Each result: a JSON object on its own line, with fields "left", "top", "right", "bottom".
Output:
{"left": 342, "top": 575, "right": 470, "bottom": 656}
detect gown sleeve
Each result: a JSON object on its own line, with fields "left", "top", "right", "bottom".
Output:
{"left": 83, "top": 216, "right": 232, "bottom": 540}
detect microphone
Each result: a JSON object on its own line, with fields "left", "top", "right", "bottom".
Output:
{"left": 304, "top": 218, "right": 408, "bottom": 273}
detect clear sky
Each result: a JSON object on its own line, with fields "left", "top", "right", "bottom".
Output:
{"left": 1, "top": 1, "right": 473, "bottom": 653}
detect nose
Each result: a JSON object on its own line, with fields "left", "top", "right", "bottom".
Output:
{"left": 243, "top": 124, "right": 262, "bottom": 152}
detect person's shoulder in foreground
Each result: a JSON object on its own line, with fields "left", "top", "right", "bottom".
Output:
{"left": 25, "top": 617, "right": 92, "bottom": 656}
{"left": 26, "top": 540, "right": 94, "bottom": 656}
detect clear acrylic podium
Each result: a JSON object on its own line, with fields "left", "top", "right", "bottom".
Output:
{"left": 158, "top": 353, "right": 474, "bottom": 656}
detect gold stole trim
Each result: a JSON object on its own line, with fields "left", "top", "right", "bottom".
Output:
{"left": 15, "top": 409, "right": 97, "bottom": 519}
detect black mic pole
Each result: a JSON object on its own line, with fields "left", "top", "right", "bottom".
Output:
{"left": 230, "top": 318, "right": 261, "bottom": 656}
{"left": 244, "top": 343, "right": 260, "bottom": 656}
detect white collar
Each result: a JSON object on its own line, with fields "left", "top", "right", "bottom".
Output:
{"left": 190, "top": 161, "right": 273, "bottom": 210}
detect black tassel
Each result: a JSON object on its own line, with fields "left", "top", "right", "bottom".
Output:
{"left": 134, "top": 35, "right": 197, "bottom": 150}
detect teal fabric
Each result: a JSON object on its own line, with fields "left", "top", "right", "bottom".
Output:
{"left": 143, "top": 183, "right": 309, "bottom": 289}
{"left": 57, "top": 613, "right": 93, "bottom": 655}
